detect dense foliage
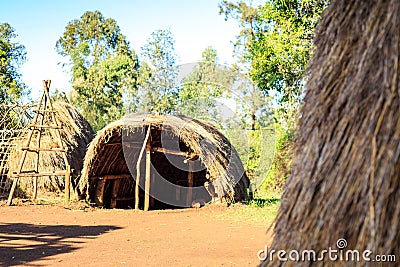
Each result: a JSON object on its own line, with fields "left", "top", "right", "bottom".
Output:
{"left": 134, "top": 29, "right": 178, "bottom": 114}
{"left": 0, "top": 23, "right": 27, "bottom": 103}
{"left": 176, "top": 46, "right": 236, "bottom": 119}
{"left": 220, "top": 0, "right": 328, "bottom": 195}
{"left": 56, "top": 11, "right": 139, "bottom": 131}
{"left": 250, "top": 0, "right": 326, "bottom": 100}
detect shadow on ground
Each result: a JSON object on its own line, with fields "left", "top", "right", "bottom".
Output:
{"left": 0, "top": 222, "right": 121, "bottom": 266}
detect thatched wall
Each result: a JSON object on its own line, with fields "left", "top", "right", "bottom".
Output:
{"left": 8, "top": 101, "right": 94, "bottom": 196}
{"left": 264, "top": 0, "right": 399, "bottom": 266}
{"left": 80, "top": 114, "right": 250, "bottom": 209}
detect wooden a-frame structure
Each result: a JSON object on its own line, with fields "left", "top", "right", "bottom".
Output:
{"left": 7, "top": 80, "right": 71, "bottom": 205}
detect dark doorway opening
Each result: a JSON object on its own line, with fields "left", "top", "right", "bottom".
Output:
{"left": 97, "top": 126, "right": 212, "bottom": 210}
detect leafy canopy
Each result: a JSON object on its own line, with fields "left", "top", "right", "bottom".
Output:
{"left": 56, "top": 11, "right": 138, "bottom": 131}
{"left": 135, "top": 29, "right": 178, "bottom": 114}
{"left": 220, "top": 1, "right": 327, "bottom": 195}
{"left": 179, "top": 46, "right": 233, "bottom": 100}
{"left": 0, "top": 23, "right": 27, "bottom": 103}
{"left": 176, "top": 46, "right": 237, "bottom": 119}
{"left": 249, "top": 0, "right": 327, "bottom": 100}
{"left": 220, "top": 0, "right": 327, "bottom": 103}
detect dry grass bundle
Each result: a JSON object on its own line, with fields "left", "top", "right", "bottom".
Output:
{"left": 264, "top": 0, "right": 399, "bottom": 265}
{"left": 8, "top": 101, "right": 94, "bottom": 196}
{"left": 80, "top": 114, "right": 250, "bottom": 207}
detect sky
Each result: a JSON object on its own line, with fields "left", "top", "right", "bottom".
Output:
{"left": 0, "top": 0, "right": 261, "bottom": 100}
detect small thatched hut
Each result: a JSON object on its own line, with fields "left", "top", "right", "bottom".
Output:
{"left": 8, "top": 101, "right": 94, "bottom": 196}
{"left": 264, "top": 0, "right": 399, "bottom": 266}
{"left": 80, "top": 114, "right": 250, "bottom": 210}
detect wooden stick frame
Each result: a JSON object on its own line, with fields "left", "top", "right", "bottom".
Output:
{"left": 7, "top": 80, "right": 71, "bottom": 205}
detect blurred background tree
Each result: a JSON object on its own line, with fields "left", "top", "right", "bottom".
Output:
{"left": 135, "top": 29, "right": 178, "bottom": 114}
{"left": 176, "top": 46, "right": 236, "bottom": 120}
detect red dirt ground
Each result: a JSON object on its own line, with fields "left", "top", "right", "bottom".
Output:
{"left": 0, "top": 204, "right": 271, "bottom": 267}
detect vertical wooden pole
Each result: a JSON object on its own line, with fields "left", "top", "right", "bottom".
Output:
{"left": 95, "top": 179, "right": 106, "bottom": 206}
{"left": 7, "top": 178, "right": 19, "bottom": 205}
{"left": 144, "top": 138, "right": 151, "bottom": 211}
{"left": 134, "top": 161, "right": 141, "bottom": 210}
{"left": 110, "top": 179, "right": 120, "bottom": 208}
{"left": 150, "top": 173, "right": 155, "bottom": 207}
{"left": 65, "top": 165, "right": 70, "bottom": 203}
{"left": 33, "top": 177, "right": 38, "bottom": 200}
{"left": 135, "top": 126, "right": 151, "bottom": 210}
{"left": 186, "top": 160, "right": 194, "bottom": 206}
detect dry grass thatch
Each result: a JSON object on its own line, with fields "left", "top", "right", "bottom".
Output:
{"left": 7, "top": 101, "right": 94, "bottom": 196}
{"left": 80, "top": 114, "right": 250, "bottom": 208}
{"left": 264, "top": 0, "right": 400, "bottom": 265}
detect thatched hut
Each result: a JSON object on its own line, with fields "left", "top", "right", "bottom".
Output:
{"left": 264, "top": 0, "right": 399, "bottom": 266}
{"left": 7, "top": 101, "right": 94, "bottom": 197}
{"left": 80, "top": 114, "right": 250, "bottom": 210}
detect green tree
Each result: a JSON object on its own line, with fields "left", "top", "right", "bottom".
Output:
{"left": 56, "top": 11, "right": 139, "bottom": 131}
{"left": 0, "top": 23, "right": 27, "bottom": 103}
{"left": 249, "top": 1, "right": 326, "bottom": 194}
{"left": 219, "top": 1, "right": 266, "bottom": 131}
{"left": 177, "top": 46, "right": 235, "bottom": 119}
{"left": 51, "top": 88, "right": 69, "bottom": 103}
{"left": 220, "top": 0, "right": 327, "bottom": 124}
{"left": 136, "top": 29, "right": 178, "bottom": 114}
{"left": 219, "top": 0, "right": 258, "bottom": 66}
{"left": 220, "top": 1, "right": 327, "bottom": 195}
{"left": 249, "top": 0, "right": 327, "bottom": 122}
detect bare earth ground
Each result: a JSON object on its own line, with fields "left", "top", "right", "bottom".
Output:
{"left": 0, "top": 203, "right": 273, "bottom": 267}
